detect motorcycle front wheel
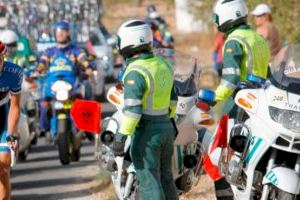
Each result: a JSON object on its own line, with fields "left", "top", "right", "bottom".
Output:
{"left": 57, "top": 119, "right": 70, "bottom": 165}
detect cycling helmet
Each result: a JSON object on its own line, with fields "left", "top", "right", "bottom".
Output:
{"left": 117, "top": 19, "right": 152, "bottom": 58}
{"left": 213, "top": 0, "right": 248, "bottom": 32}
{"left": 0, "top": 29, "right": 19, "bottom": 47}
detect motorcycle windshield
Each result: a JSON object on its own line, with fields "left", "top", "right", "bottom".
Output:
{"left": 153, "top": 48, "right": 199, "bottom": 97}
{"left": 271, "top": 44, "right": 300, "bottom": 95}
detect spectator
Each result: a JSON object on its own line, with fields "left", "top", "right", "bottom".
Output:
{"left": 144, "top": 4, "right": 174, "bottom": 48}
{"left": 252, "top": 3, "right": 281, "bottom": 60}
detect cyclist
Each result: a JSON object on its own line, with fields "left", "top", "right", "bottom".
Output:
{"left": 0, "top": 41, "right": 23, "bottom": 200}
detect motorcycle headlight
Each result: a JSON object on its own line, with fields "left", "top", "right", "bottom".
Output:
{"left": 51, "top": 81, "right": 72, "bottom": 101}
{"left": 56, "top": 90, "right": 69, "bottom": 101}
{"left": 269, "top": 106, "right": 300, "bottom": 133}
{"left": 51, "top": 80, "right": 72, "bottom": 92}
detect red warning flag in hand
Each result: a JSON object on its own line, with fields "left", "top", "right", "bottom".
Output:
{"left": 71, "top": 99, "right": 102, "bottom": 134}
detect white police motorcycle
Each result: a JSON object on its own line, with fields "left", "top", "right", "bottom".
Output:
{"left": 97, "top": 49, "right": 216, "bottom": 199}
{"left": 208, "top": 45, "right": 300, "bottom": 199}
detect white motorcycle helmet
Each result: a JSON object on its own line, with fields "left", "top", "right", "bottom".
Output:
{"left": 0, "top": 29, "right": 19, "bottom": 47}
{"left": 213, "top": 0, "right": 248, "bottom": 32}
{"left": 117, "top": 19, "right": 153, "bottom": 58}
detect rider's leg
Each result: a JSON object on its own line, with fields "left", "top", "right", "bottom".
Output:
{"left": 0, "top": 152, "right": 11, "bottom": 200}
{"left": 39, "top": 100, "right": 50, "bottom": 134}
{"left": 0, "top": 149, "right": 11, "bottom": 199}
{"left": 130, "top": 124, "right": 165, "bottom": 200}
{"left": 83, "top": 79, "right": 92, "bottom": 100}
{"left": 0, "top": 104, "right": 12, "bottom": 200}
{"left": 160, "top": 122, "right": 178, "bottom": 200}
{"left": 130, "top": 120, "right": 178, "bottom": 200}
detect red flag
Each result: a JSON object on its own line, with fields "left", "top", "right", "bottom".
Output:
{"left": 203, "top": 114, "right": 229, "bottom": 181}
{"left": 202, "top": 155, "right": 223, "bottom": 181}
{"left": 209, "top": 114, "right": 229, "bottom": 153}
{"left": 70, "top": 99, "right": 102, "bottom": 134}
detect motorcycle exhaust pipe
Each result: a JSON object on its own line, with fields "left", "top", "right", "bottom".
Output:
{"left": 100, "top": 130, "right": 115, "bottom": 146}
{"left": 183, "top": 154, "right": 198, "bottom": 169}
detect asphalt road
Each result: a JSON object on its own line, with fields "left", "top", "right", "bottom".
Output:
{"left": 11, "top": 102, "right": 116, "bottom": 200}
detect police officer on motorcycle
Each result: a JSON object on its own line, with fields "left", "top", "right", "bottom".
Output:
{"left": 112, "top": 19, "right": 178, "bottom": 200}
{"left": 38, "top": 20, "right": 94, "bottom": 75}
{"left": 212, "top": 0, "right": 270, "bottom": 199}
{"left": 37, "top": 20, "right": 94, "bottom": 136}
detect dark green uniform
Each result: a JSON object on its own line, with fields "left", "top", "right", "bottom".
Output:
{"left": 216, "top": 24, "right": 270, "bottom": 116}
{"left": 214, "top": 24, "right": 270, "bottom": 200}
{"left": 119, "top": 53, "right": 178, "bottom": 200}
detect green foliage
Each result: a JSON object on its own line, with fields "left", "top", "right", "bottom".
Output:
{"left": 188, "top": 0, "right": 300, "bottom": 43}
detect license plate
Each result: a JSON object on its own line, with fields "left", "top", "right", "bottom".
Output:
{"left": 58, "top": 113, "right": 67, "bottom": 119}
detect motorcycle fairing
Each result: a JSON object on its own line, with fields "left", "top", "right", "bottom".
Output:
{"left": 234, "top": 88, "right": 260, "bottom": 114}
{"left": 244, "top": 136, "right": 265, "bottom": 165}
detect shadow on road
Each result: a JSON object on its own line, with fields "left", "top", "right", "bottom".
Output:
{"left": 22, "top": 151, "right": 94, "bottom": 163}
{"left": 12, "top": 180, "right": 111, "bottom": 200}
{"left": 30, "top": 138, "right": 95, "bottom": 154}
{"left": 29, "top": 143, "right": 54, "bottom": 154}
{"left": 12, "top": 176, "right": 94, "bottom": 190}
{"left": 11, "top": 159, "right": 95, "bottom": 177}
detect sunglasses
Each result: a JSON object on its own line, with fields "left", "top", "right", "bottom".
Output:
{"left": 6, "top": 42, "right": 17, "bottom": 48}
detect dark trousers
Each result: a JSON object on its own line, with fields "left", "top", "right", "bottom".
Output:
{"left": 130, "top": 119, "right": 179, "bottom": 200}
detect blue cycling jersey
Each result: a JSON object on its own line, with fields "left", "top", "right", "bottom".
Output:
{"left": 0, "top": 61, "right": 23, "bottom": 106}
